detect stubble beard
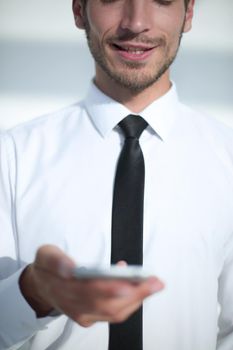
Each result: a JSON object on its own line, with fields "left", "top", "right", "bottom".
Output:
{"left": 84, "top": 18, "right": 184, "bottom": 94}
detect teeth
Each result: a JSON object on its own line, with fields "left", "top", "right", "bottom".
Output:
{"left": 129, "top": 50, "right": 144, "bottom": 54}
{"left": 125, "top": 47, "right": 145, "bottom": 53}
{"left": 113, "top": 44, "right": 151, "bottom": 54}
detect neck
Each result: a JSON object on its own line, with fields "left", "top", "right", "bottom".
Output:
{"left": 94, "top": 70, "right": 171, "bottom": 113}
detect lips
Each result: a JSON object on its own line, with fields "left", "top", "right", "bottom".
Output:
{"left": 111, "top": 42, "right": 156, "bottom": 61}
{"left": 112, "top": 43, "right": 154, "bottom": 53}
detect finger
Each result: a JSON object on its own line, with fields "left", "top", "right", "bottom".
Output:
{"left": 110, "top": 300, "right": 142, "bottom": 323}
{"left": 71, "top": 314, "right": 96, "bottom": 328}
{"left": 87, "top": 276, "right": 164, "bottom": 301}
{"left": 62, "top": 279, "right": 134, "bottom": 310}
{"left": 116, "top": 260, "right": 128, "bottom": 266}
{"left": 34, "top": 245, "right": 75, "bottom": 278}
{"left": 57, "top": 278, "right": 164, "bottom": 323}
{"left": 132, "top": 277, "right": 165, "bottom": 300}
{"left": 59, "top": 279, "right": 134, "bottom": 316}
{"left": 72, "top": 278, "right": 163, "bottom": 318}
{"left": 69, "top": 276, "right": 164, "bottom": 309}
{"left": 78, "top": 278, "right": 164, "bottom": 323}
{"left": 70, "top": 299, "right": 142, "bottom": 325}
{"left": 81, "top": 279, "right": 134, "bottom": 298}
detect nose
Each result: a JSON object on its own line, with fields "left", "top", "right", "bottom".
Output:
{"left": 120, "top": 0, "right": 150, "bottom": 34}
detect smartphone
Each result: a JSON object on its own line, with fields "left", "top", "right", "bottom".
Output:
{"left": 72, "top": 265, "right": 153, "bottom": 282}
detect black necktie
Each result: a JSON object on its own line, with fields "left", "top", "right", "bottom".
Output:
{"left": 109, "top": 115, "right": 148, "bottom": 350}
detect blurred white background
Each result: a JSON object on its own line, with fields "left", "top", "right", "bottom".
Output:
{"left": 0, "top": 0, "right": 233, "bottom": 130}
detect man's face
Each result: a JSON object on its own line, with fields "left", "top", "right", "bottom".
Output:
{"left": 74, "top": 0, "right": 194, "bottom": 93}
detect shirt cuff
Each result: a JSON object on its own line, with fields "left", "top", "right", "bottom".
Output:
{"left": 0, "top": 268, "right": 59, "bottom": 349}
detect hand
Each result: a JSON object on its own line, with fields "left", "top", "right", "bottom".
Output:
{"left": 19, "top": 245, "right": 164, "bottom": 327}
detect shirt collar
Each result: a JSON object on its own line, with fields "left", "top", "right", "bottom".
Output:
{"left": 84, "top": 81, "right": 179, "bottom": 141}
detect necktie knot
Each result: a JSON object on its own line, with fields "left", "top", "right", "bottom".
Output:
{"left": 119, "top": 115, "right": 148, "bottom": 140}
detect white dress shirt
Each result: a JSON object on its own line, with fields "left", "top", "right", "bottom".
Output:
{"left": 0, "top": 82, "right": 233, "bottom": 350}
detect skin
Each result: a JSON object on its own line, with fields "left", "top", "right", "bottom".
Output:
{"left": 74, "top": 0, "right": 195, "bottom": 112}
{"left": 20, "top": 245, "right": 164, "bottom": 326}
{"left": 20, "top": 0, "right": 195, "bottom": 327}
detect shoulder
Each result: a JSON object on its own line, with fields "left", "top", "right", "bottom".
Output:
{"left": 178, "top": 102, "right": 233, "bottom": 172}
{"left": 0, "top": 101, "right": 87, "bottom": 167}
{"left": 179, "top": 103, "right": 233, "bottom": 148}
{"left": 1, "top": 101, "right": 85, "bottom": 142}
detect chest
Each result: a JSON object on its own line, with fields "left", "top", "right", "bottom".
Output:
{"left": 16, "top": 136, "right": 233, "bottom": 276}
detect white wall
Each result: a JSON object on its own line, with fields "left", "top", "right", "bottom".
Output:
{"left": 1, "top": 0, "right": 233, "bottom": 129}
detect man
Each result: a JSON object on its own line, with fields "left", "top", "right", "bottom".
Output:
{"left": 0, "top": 0, "right": 233, "bottom": 349}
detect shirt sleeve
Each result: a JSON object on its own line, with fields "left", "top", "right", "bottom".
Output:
{"left": 0, "top": 133, "right": 55, "bottom": 350}
{"left": 217, "top": 233, "right": 233, "bottom": 349}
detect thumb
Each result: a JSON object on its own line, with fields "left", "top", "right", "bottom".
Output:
{"left": 116, "top": 260, "right": 128, "bottom": 267}
{"left": 34, "top": 245, "right": 75, "bottom": 278}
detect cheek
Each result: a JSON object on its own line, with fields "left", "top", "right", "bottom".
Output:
{"left": 87, "top": 7, "right": 118, "bottom": 43}
{"left": 157, "top": 16, "right": 184, "bottom": 47}
{"left": 154, "top": 5, "right": 186, "bottom": 37}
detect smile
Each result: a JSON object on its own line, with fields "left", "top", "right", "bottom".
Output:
{"left": 112, "top": 44, "right": 154, "bottom": 53}
{"left": 110, "top": 43, "right": 156, "bottom": 61}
